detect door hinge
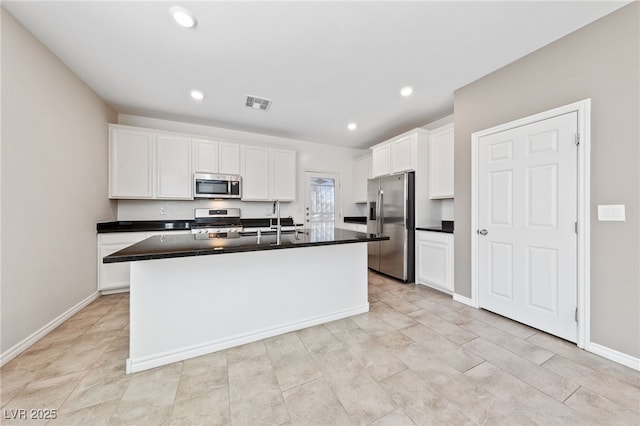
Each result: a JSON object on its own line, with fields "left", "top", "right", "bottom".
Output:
{"left": 575, "top": 133, "right": 580, "bottom": 145}
{"left": 575, "top": 222, "right": 578, "bottom": 234}
{"left": 575, "top": 307, "right": 578, "bottom": 322}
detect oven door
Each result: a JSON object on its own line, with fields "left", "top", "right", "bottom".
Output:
{"left": 194, "top": 174, "right": 241, "bottom": 198}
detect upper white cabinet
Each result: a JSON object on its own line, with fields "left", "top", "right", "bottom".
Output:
{"left": 193, "top": 139, "right": 241, "bottom": 175}
{"left": 109, "top": 125, "right": 192, "bottom": 200}
{"left": 354, "top": 155, "right": 371, "bottom": 203}
{"left": 110, "top": 124, "right": 295, "bottom": 201}
{"left": 241, "top": 146, "right": 269, "bottom": 200}
{"left": 241, "top": 146, "right": 296, "bottom": 201}
{"left": 370, "top": 129, "right": 425, "bottom": 177}
{"left": 429, "top": 123, "right": 454, "bottom": 199}
{"left": 371, "top": 144, "right": 391, "bottom": 177}
{"left": 156, "top": 134, "right": 192, "bottom": 199}
{"left": 109, "top": 126, "right": 154, "bottom": 198}
{"left": 219, "top": 142, "right": 241, "bottom": 175}
{"left": 270, "top": 149, "right": 296, "bottom": 201}
{"left": 193, "top": 139, "right": 219, "bottom": 173}
{"left": 390, "top": 134, "right": 416, "bottom": 173}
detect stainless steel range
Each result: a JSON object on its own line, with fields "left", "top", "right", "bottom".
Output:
{"left": 191, "top": 208, "right": 242, "bottom": 240}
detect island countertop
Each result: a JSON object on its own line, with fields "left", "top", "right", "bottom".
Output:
{"left": 104, "top": 228, "right": 389, "bottom": 263}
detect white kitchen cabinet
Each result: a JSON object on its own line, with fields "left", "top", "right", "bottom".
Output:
{"left": 342, "top": 222, "right": 368, "bottom": 233}
{"left": 109, "top": 126, "right": 154, "bottom": 198}
{"left": 354, "top": 155, "right": 371, "bottom": 203}
{"left": 98, "top": 230, "right": 189, "bottom": 294}
{"left": 219, "top": 142, "right": 241, "bottom": 175}
{"left": 193, "top": 139, "right": 219, "bottom": 173}
{"left": 416, "top": 230, "right": 454, "bottom": 293}
{"left": 156, "top": 134, "right": 192, "bottom": 199}
{"left": 429, "top": 123, "right": 454, "bottom": 199}
{"left": 192, "top": 139, "right": 241, "bottom": 175}
{"left": 370, "top": 129, "right": 426, "bottom": 177}
{"left": 98, "top": 232, "right": 147, "bottom": 294}
{"left": 241, "top": 145, "right": 296, "bottom": 201}
{"left": 371, "top": 144, "right": 391, "bottom": 177}
{"left": 341, "top": 222, "right": 356, "bottom": 232}
{"left": 109, "top": 125, "right": 193, "bottom": 200}
{"left": 270, "top": 149, "right": 296, "bottom": 201}
{"left": 390, "top": 134, "right": 416, "bottom": 173}
{"left": 241, "top": 145, "right": 270, "bottom": 200}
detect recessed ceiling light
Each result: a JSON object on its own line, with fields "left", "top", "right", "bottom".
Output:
{"left": 190, "top": 90, "right": 204, "bottom": 100}
{"left": 400, "top": 86, "right": 413, "bottom": 97}
{"left": 348, "top": 123, "right": 357, "bottom": 131}
{"left": 170, "top": 6, "right": 197, "bottom": 28}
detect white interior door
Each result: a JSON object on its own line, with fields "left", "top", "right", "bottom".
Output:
{"left": 478, "top": 112, "right": 578, "bottom": 342}
{"left": 304, "top": 171, "right": 340, "bottom": 238}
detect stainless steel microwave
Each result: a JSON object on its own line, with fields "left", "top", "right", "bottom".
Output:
{"left": 193, "top": 173, "right": 241, "bottom": 199}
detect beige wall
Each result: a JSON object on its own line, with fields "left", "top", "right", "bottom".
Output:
{"left": 454, "top": 3, "right": 639, "bottom": 357}
{"left": 1, "top": 9, "right": 117, "bottom": 356}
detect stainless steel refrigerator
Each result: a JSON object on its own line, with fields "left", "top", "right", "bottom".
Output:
{"left": 367, "top": 172, "right": 415, "bottom": 282}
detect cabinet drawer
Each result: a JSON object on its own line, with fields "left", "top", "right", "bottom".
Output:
{"left": 417, "top": 230, "right": 449, "bottom": 244}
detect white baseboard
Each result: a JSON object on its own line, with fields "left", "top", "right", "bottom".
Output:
{"left": 453, "top": 293, "right": 474, "bottom": 307}
{"left": 586, "top": 341, "right": 640, "bottom": 372}
{"left": 127, "top": 304, "right": 369, "bottom": 374}
{"left": 415, "top": 281, "right": 453, "bottom": 296}
{"left": 0, "top": 292, "right": 99, "bottom": 367}
{"left": 100, "top": 287, "right": 130, "bottom": 296}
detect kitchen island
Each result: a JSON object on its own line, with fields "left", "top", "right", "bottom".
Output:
{"left": 104, "top": 228, "right": 388, "bottom": 373}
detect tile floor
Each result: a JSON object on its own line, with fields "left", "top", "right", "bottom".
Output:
{"left": 1, "top": 271, "right": 639, "bottom": 425}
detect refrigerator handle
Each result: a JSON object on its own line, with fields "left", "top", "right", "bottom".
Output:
{"left": 378, "top": 190, "right": 384, "bottom": 234}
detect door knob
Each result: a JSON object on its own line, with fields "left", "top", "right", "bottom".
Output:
{"left": 478, "top": 229, "right": 488, "bottom": 235}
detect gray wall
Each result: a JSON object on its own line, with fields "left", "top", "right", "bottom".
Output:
{"left": 454, "top": 3, "right": 639, "bottom": 358}
{"left": 1, "top": 9, "right": 117, "bottom": 356}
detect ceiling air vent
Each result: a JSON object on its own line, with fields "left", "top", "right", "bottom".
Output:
{"left": 245, "top": 95, "right": 272, "bottom": 111}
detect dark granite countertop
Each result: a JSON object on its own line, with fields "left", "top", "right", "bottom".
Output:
{"left": 344, "top": 216, "right": 367, "bottom": 225}
{"left": 97, "top": 218, "right": 300, "bottom": 233}
{"left": 103, "top": 228, "right": 389, "bottom": 263}
{"left": 97, "top": 220, "right": 194, "bottom": 233}
{"left": 416, "top": 227, "right": 454, "bottom": 234}
{"left": 416, "top": 220, "right": 454, "bottom": 234}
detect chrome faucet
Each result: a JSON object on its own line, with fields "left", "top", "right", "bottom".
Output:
{"left": 272, "top": 200, "right": 282, "bottom": 245}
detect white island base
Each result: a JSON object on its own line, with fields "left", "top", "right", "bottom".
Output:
{"left": 126, "top": 242, "right": 368, "bottom": 373}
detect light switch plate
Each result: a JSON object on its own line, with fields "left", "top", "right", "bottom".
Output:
{"left": 597, "top": 204, "right": 625, "bottom": 221}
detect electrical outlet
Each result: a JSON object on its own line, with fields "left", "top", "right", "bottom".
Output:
{"left": 597, "top": 204, "right": 625, "bottom": 221}
{"left": 159, "top": 207, "right": 166, "bottom": 216}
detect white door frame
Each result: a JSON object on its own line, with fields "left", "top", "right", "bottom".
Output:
{"left": 471, "top": 99, "right": 591, "bottom": 349}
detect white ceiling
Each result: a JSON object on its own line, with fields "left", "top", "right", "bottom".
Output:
{"left": 3, "top": 1, "right": 629, "bottom": 149}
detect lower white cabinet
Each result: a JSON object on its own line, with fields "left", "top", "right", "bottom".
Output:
{"left": 341, "top": 222, "right": 367, "bottom": 233}
{"left": 416, "top": 230, "right": 454, "bottom": 293}
{"left": 97, "top": 231, "right": 189, "bottom": 294}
